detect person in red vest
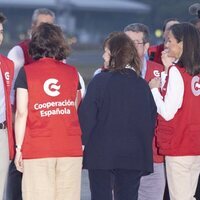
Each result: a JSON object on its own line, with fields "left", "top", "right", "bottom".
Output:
{"left": 6, "top": 8, "right": 56, "bottom": 200}
{"left": 0, "top": 12, "right": 14, "bottom": 200}
{"left": 148, "top": 18, "right": 180, "bottom": 65}
{"left": 149, "top": 22, "right": 200, "bottom": 200}
{"left": 7, "top": 8, "right": 85, "bottom": 200}
{"left": 14, "top": 23, "right": 83, "bottom": 200}
{"left": 8, "top": 8, "right": 55, "bottom": 105}
{"left": 124, "top": 23, "right": 165, "bottom": 200}
{"left": 8, "top": 8, "right": 85, "bottom": 103}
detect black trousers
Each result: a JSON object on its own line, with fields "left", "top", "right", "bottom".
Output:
{"left": 6, "top": 161, "right": 22, "bottom": 200}
{"left": 195, "top": 175, "right": 200, "bottom": 200}
{"left": 163, "top": 182, "right": 170, "bottom": 200}
{"left": 88, "top": 169, "right": 144, "bottom": 200}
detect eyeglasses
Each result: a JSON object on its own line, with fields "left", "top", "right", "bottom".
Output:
{"left": 133, "top": 40, "right": 145, "bottom": 46}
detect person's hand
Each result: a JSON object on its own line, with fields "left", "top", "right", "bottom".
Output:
{"left": 149, "top": 77, "right": 161, "bottom": 89}
{"left": 161, "top": 49, "right": 176, "bottom": 73}
{"left": 14, "top": 150, "right": 23, "bottom": 173}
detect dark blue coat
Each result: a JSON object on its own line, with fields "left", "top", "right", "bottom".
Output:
{"left": 79, "top": 69, "right": 157, "bottom": 174}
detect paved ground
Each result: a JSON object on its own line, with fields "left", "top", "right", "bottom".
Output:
{"left": 81, "top": 170, "right": 91, "bottom": 200}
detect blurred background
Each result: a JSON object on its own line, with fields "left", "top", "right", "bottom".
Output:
{"left": 0, "top": 0, "right": 198, "bottom": 83}
{"left": 1, "top": 1, "right": 199, "bottom": 199}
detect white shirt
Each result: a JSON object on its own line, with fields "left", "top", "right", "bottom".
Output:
{"left": 7, "top": 45, "right": 24, "bottom": 104}
{"left": 0, "top": 68, "right": 6, "bottom": 122}
{"left": 141, "top": 58, "right": 147, "bottom": 79}
{"left": 151, "top": 66, "right": 184, "bottom": 121}
{"left": 93, "top": 68, "right": 102, "bottom": 77}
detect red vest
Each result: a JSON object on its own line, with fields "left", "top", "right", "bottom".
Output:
{"left": 18, "top": 39, "right": 34, "bottom": 65}
{"left": 145, "top": 60, "right": 164, "bottom": 82}
{"left": 145, "top": 60, "right": 164, "bottom": 163}
{"left": 18, "top": 40, "right": 85, "bottom": 106}
{"left": 0, "top": 55, "right": 14, "bottom": 159}
{"left": 156, "top": 66, "right": 200, "bottom": 156}
{"left": 23, "top": 58, "right": 82, "bottom": 159}
{"left": 148, "top": 44, "right": 164, "bottom": 65}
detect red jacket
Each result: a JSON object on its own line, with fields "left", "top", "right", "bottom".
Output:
{"left": 148, "top": 44, "right": 164, "bottom": 65}
{"left": 0, "top": 55, "right": 14, "bottom": 159}
{"left": 156, "top": 66, "right": 200, "bottom": 156}
{"left": 18, "top": 39, "right": 34, "bottom": 65}
{"left": 22, "top": 57, "right": 82, "bottom": 159}
{"left": 146, "top": 60, "right": 164, "bottom": 163}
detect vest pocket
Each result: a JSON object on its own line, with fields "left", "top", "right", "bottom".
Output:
{"left": 156, "top": 126, "right": 174, "bottom": 150}
{"left": 186, "top": 124, "right": 200, "bottom": 147}
{"left": 67, "top": 128, "right": 82, "bottom": 136}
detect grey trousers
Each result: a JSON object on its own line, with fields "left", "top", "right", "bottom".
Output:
{"left": 138, "top": 162, "right": 166, "bottom": 200}
{"left": 0, "top": 129, "right": 9, "bottom": 200}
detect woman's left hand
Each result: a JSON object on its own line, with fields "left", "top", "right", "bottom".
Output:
{"left": 149, "top": 77, "right": 161, "bottom": 89}
{"left": 14, "top": 150, "right": 24, "bottom": 173}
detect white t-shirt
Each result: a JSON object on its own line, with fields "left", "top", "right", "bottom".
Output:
{"left": 0, "top": 68, "right": 6, "bottom": 122}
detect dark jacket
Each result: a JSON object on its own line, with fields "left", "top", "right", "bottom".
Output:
{"left": 79, "top": 69, "right": 157, "bottom": 174}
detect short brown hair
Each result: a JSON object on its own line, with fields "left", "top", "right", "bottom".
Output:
{"left": 29, "top": 23, "right": 70, "bottom": 60}
{"left": 103, "top": 32, "right": 121, "bottom": 50}
{"left": 124, "top": 23, "right": 150, "bottom": 44}
{"left": 106, "top": 32, "right": 141, "bottom": 75}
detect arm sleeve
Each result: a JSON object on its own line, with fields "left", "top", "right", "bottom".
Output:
{"left": 151, "top": 66, "right": 184, "bottom": 121}
{"left": 14, "top": 67, "right": 28, "bottom": 90}
{"left": 160, "top": 71, "right": 167, "bottom": 89}
{"left": 78, "top": 72, "right": 86, "bottom": 97}
{"left": 149, "top": 88, "right": 157, "bottom": 131}
{"left": 78, "top": 77, "right": 101, "bottom": 145}
{"left": 8, "top": 45, "right": 25, "bottom": 104}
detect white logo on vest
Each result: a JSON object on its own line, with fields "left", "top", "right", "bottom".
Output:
{"left": 153, "top": 70, "right": 160, "bottom": 77}
{"left": 191, "top": 76, "right": 200, "bottom": 96}
{"left": 43, "top": 78, "right": 61, "bottom": 97}
{"left": 34, "top": 99, "right": 75, "bottom": 117}
{"left": 5, "top": 72, "right": 10, "bottom": 81}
